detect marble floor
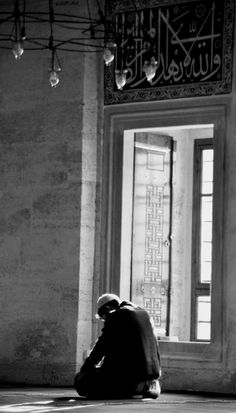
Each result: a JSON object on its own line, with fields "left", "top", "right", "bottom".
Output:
{"left": 1, "top": 388, "right": 236, "bottom": 413}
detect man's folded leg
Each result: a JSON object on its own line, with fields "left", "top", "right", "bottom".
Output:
{"left": 74, "top": 368, "right": 135, "bottom": 399}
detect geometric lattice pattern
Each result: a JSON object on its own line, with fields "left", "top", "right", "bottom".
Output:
{"left": 144, "top": 185, "right": 164, "bottom": 327}
{"left": 145, "top": 185, "right": 164, "bottom": 283}
{"left": 144, "top": 297, "right": 161, "bottom": 326}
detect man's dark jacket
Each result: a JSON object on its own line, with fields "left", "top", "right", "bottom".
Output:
{"left": 81, "top": 301, "right": 161, "bottom": 382}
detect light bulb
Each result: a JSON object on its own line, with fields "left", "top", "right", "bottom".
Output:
{"left": 103, "top": 43, "right": 116, "bottom": 66}
{"left": 12, "top": 40, "right": 24, "bottom": 60}
{"left": 49, "top": 70, "right": 60, "bottom": 87}
{"left": 115, "top": 69, "right": 128, "bottom": 90}
{"left": 143, "top": 57, "right": 158, "bottom": 84}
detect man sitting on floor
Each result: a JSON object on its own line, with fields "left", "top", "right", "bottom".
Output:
{"left": 74, "top": 293, "right": 161, "bottom": 399}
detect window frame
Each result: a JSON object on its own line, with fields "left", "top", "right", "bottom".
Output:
{"left": 191, "top": 139, "right": 213, "bottom": 342}
{"left": 102, "top": 102, "right": 226, "bottom": 387}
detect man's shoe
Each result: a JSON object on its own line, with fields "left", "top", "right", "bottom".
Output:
{"left": 142, "top": 380, "right": 161, "bottom": 399}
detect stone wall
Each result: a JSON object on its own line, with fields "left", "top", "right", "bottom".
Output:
{"left": 0, "top": 0, "right": 102, "bottom": 385}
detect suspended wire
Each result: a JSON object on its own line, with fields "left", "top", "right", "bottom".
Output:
{"left": 49, "top": 0, "right": 54, "bottom": 40}
{"left": 55, "top": 38, "right": 105, "bottom": 49}
{"left": 0, "top": 12, "right": 100, "bottom": 23}
{"left": 53, "top": 22, "right": 105, "bottom": 32}
{"left": 95, "top": 0, "right": 105, "bottom": 23}
{"left": 20, "top": 0, "right": 26, "bottom": 39}
{"left": 0, "top": 0, "right": 117, "bottom": 53}
{"left": 86, "top": 0, "right": 92, "bottom": 22}
{"left": 13, "top": 0, "right": 20, "bottom": 39}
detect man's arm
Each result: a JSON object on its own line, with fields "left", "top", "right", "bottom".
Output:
{"left": 80, "top": 332, "right": 106, "bottom": 372}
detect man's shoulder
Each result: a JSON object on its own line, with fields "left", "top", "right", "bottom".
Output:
{"left": 120, "top": 300, "right": 143, "bottom": 307}
{"left": 120, "top": 300, "right": 134, "bottom": 308}
{"left": 119, "top": 301, "right": 149, "bottom": 319}
{"left": 120, "top": 300, "right": 146, "bottom": 312}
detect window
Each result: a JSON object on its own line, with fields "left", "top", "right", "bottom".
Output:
{"left": 121, "top": 127, "right": 215, "bottom": 343}
{"left": 191, "top": 139, "right": 213, "bottom": 341}
{"left": 103, "top": 105, "right": 225, "bottom": 390}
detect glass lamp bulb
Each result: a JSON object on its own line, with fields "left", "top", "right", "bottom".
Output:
{"left": 115, "top": 69, "right": 128, "bottom": 90}
{"left": 143, "top": 57, "right": 158, "bottom": 84}
{"left": 12, "top": 40, "right": 24, "bottom": 60}
{"left": 103, "top": 43, "right": 116, "bottom": 66}
{"left": 49, "top": 70, "right": 60, "bottom": 88}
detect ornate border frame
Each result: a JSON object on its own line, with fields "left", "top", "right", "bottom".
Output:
{"left": 104, "top": 0, "right": 235, "bottom": 105}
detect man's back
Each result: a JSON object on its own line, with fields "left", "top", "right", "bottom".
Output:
{"left": 101, "top": 301, "right": 161, "bottom": 382}
{"left": 74, "top": 296, "right": 161, "bottom": 399}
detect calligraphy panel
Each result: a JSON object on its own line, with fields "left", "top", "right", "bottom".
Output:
{"left": 104, "top": 0, "right": 235, "bottom": 104}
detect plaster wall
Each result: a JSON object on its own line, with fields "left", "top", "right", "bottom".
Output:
{"left": 222, "top": 12, "right": 236, "bottom": 392}
{"left": 0, "top": 0, "right": 102, "bottom": 385}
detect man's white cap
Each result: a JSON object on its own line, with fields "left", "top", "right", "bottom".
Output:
{"left": 97, "top": 293, "right": 121, "bottom": 314}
